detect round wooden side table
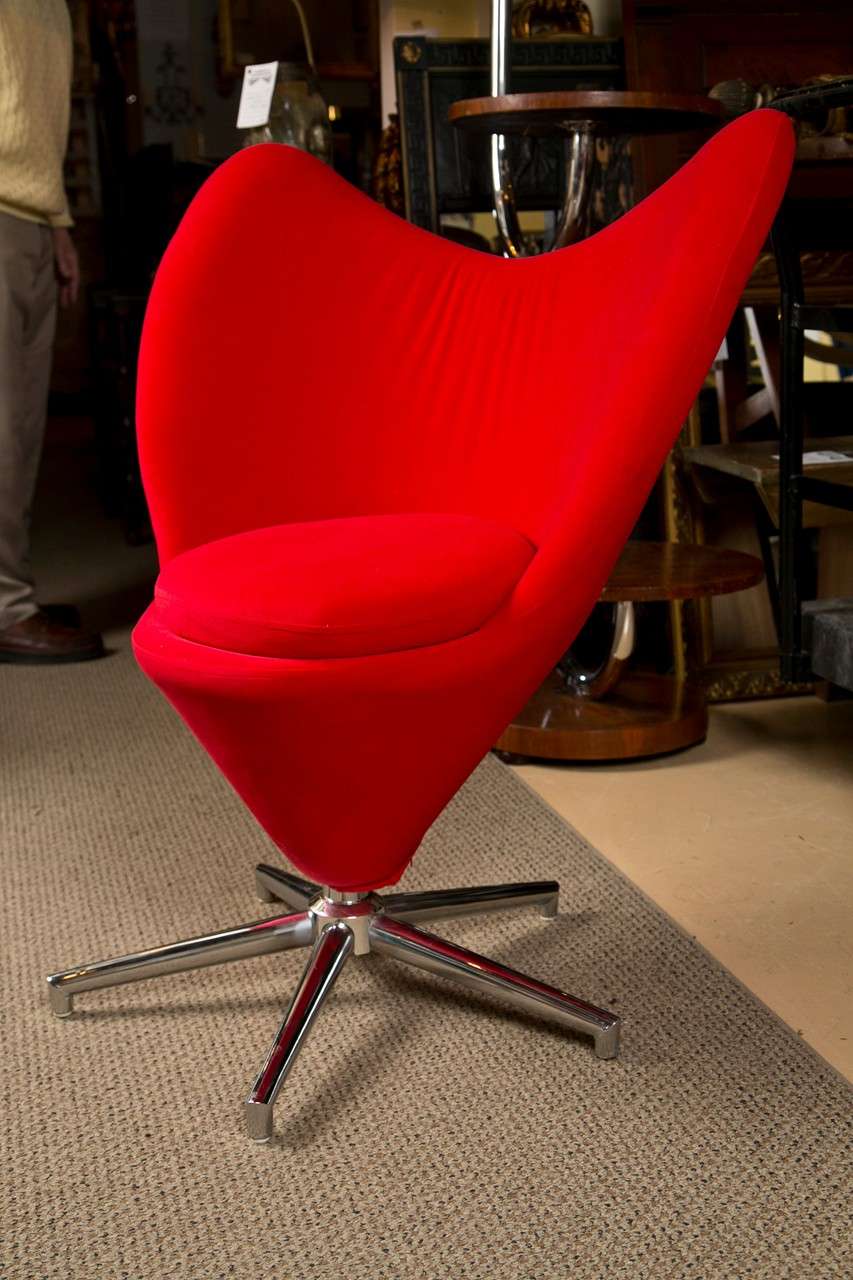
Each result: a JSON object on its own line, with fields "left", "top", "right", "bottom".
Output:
{"left": 449, "top": 90, "right": 721, "bottom": 249}
{"left": 450, "top": 90, "right": 738, "bottom": 760}
{"left": 496, "top": 542, "right": 764, "bottom": 762}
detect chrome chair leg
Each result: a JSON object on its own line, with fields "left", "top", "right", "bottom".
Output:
{"left": 381, "top": 879, "right": 559, "bottom": 923}
{"left": 47, "top": 911, "right": 314, "bottom": 1017}
{"left": 48, "top": 876, "right": 619, "bottom": 1142}
{"left": 369, "top": 914, "right": 620, "bottom": 1060}
{"left": 245, "top": 922, "right": 353, "bottom": 1142}
{"left": 255, "top": 863, "right": 320, "bottom": 909}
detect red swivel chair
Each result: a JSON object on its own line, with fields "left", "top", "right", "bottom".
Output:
{"left": 48, "top": 111, "right": 794, "bottom": 1142}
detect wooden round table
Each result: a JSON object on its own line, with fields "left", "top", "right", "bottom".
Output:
{"left": 450, "top": 90, "right": 739, "bottom": 760}
{"left": 448, "top": 90, "right": 722, "bottom": 138}
{"left": 496, "top": 542, "right": 764, "bottom": 762}
{"left": 449, "top": 90, "right": 721, "bottom": 249}
{"left": 601, "top": 541, "right": 763, "bottom": 601}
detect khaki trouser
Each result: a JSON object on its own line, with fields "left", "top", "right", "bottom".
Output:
{"left": 0, "top": 209, "right": 56, "bottom": 627}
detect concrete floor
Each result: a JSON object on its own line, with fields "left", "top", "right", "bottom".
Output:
{"left": 516, "top": 695, "right": 853, "bottom": 1080}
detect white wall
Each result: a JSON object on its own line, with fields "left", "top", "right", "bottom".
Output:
{"left": 379, "top": 0, "right": 489, "bottom": 124}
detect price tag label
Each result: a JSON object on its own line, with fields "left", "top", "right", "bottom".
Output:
{"left": 237, "top": 62, "right": 278, "bottom": 129}
{"left": 773, "top": 450, "right": 853, "bottom": 464}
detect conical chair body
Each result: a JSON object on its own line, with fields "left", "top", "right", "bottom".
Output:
{"left": 132, "top": 110, "right": 794, "bottom": 891}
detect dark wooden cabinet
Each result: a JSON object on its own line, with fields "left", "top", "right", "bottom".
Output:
{"left": 622, "top": 1, "right": 853, "bottom": 197}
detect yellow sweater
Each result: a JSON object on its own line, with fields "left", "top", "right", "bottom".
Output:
{"left": 0, "top": 0, "right": 72, "bottom": 227}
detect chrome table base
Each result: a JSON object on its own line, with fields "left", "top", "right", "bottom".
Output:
{"left": 48, "top": 865, "right": 620, "bottom": 1142}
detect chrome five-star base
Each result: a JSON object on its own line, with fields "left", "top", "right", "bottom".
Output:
{"left": 47, "top": 865, "right": 620, "bottom": 1142}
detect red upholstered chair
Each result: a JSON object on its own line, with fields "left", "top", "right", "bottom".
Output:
{"left": 48, "top": 111, "right": 794, "bottom": 1142}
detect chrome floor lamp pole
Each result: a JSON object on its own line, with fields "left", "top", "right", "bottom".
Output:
{"left": 490, "top": 0, "right": 525, "bottom": 257}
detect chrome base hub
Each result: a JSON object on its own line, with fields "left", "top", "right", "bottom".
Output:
{"left": 307, "top": 892, "right": 377, "bottom": 956}
{"left": 47, "top": 867, "right": 620, "bottom": 1142}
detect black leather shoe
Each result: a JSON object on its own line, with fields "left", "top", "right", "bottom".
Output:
{"left": 0, "top": 610, "right": 105, "bottom": 664}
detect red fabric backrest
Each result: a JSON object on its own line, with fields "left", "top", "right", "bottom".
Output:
{"left": 137, "top": 111, "right": 793, "bottom": 578}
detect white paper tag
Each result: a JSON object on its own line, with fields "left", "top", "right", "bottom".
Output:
{"left": 803, "top": 450, "right": 853, "bottom": 464}
{"left": 772, "top": 450, "right": 853, "bottom": 464}
{"left": 237, "top": 62, "right": 278, "bottom": 129}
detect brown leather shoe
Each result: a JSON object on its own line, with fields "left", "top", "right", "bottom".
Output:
{"left": 39, "top": 602, "right": 82, "bottom": 628}
{"left": 0, "top": 610, "right": 105, "bottom": 664}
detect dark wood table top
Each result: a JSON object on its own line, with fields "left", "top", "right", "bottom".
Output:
{"left": 601, "top": 541, "right": 763, "bottom": 603}
{"left": 448, "top": 90, "right": 722, "bottom": 138}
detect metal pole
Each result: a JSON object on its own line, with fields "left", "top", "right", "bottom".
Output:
{"left": 773, "top": 209, "right": 807, "bottom": 683}
{"left": 489, "top": 0, "right": 525, "bottom": 257}
{"left": 490, "top": 0, "right": 510, "bottom": 96}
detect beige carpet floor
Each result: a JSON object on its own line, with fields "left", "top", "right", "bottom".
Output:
{"left": 1, "top": 644, "right": 851, "bottom": 1279}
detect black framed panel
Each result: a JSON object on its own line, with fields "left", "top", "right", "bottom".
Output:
{"left": 394, "top": 36, "right": 625, "bottom": 232}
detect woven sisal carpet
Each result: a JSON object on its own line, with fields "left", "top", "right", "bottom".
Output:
{"left": 1, "top": 642, "right": 851, "bottom": 1279}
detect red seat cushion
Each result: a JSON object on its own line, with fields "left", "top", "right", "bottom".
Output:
{"left": 153, "top": 513, "right": 535, "bottom": 659}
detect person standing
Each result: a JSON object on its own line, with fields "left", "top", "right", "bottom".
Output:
{"left": 0, "top": 0, "right": 103, "bottom": 662}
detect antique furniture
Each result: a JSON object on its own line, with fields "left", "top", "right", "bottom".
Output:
{"left": 685, "top": 440, "right": 853, "bottom": 538}
{"left": 618, "top": 0, "right": 853, "bottom": 701}
{"left": 677, "top": 258, "right": 853, "bottom": 701}
{"left": 497, "top": 541, "right": 763, "bottom": 760}
{"left": 449, "top": 89, "right": 720, "bottom": 252}
{"left": 681, "top": 435, "right": 853, "bottom": 699}
{"left": 449, "top": 0, "right": 717, "bottom": 260}
{"left": 394, "top": 34, "right": 624, "bottom": 237}
{"left": 215, "top": 0, "right": 380, "bottom": 185}
{"left": 450, "top": 69, "right": 741, "bottom": 756}
{"left": 47, "top": 111, "right": 794, "bottom": 1142}
{"left": 622, "top": 0, "right": 853, "bottom": 198}
{"left": 773, "top": 82, "right": 853, "bottom": 690}
{"left": 676, "top": 78, "right": 853, "bottom": 696}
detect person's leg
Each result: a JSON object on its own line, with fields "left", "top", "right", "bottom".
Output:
{"left": 0, "top": 210, "right": 50, "bottom": 626}
{"left": 18, "top": 220, "right": 59, "bottom": 610}
{"left": 0, "top": 211, "right": 103, "bottom": 662}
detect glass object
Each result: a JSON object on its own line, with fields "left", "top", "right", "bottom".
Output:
{"left": 242, "top": 62, "right": 332, "bottom": 164}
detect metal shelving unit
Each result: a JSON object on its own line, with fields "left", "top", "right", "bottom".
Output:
{"left": 770, "top": 80, "right": 853, "bottom": 687}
